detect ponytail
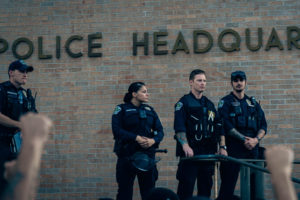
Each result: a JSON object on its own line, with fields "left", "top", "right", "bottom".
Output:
{"left": 123, "top": 82, "right": 145, "bottom": 103}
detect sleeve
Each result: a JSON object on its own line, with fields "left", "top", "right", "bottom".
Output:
{"left": 111, "top": 105, "right": 137, "bottom": 142}
{"left": 0, "top": 85, "right": 7, "bottom": 113}
{"left": 152, "top": 110, "right": 164, "bottom": 144}
{"left": 257, "top": 104, "right": 267, "bottom": 134}
{"left": 218, "top": 98, "right": 234, "bottom": 134}
{"left": 173, "top": 98, "right": 186, "bottom": 134}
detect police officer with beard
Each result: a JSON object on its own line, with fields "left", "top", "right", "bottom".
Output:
{"left": 174, "top": 69, "right": 226, "bottom": 200}
{"left": 112, "top": 82, "right": 164, "bottom": 200}
{"left": 0, "top": 60, "right": 37, "bottom": 195}
{"left": 217, "top": 71, "right": 267, "bottom": 200}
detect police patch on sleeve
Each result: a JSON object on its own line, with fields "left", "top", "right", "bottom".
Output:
{"left": 218, "top": 100, "right": 224, "bottom": 109}
{"left": 175, "top": 102, "right": 183, "bottom": 111}
{"left": 113, "top": 106, "right": 122, "bottom": 115}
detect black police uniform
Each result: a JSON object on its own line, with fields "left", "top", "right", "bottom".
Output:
{"left": 0, "top": 81, "right": 35, "bottom": 194}
{"left": 111, "top": 102, "right": 164, "bottom": 200}
{"left": 174, "top": 92, "right": 223, "bottom": 200}
{"left": 217, "top": 92, "right": 267, "bottom": 200}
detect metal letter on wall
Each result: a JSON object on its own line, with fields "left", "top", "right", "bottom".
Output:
{"left": 133, "top": 32, "right": 149, "bottom": 56}
{"left": 88, "top": 33, "right": 102, "bottom": 57}
{"left": 38, "top": 37, "right": 52, "bottom": 59}
{"left": 246, "top": 28, "right": 262, "bottom": 51}
{"left": 218, "top": 29, "right": 241, "bottom": 52}
{"left": 193, "top": 30, "right": 213, "bottom": 53}
{"left": 287, "top": 26, "right": 300, "bottom": 50}
{"left": 65, "top": 35, "right": 83, "bottom": 58}
{"left": 172, "top": 31, "right": 190, "bottom": 54}
{"left": 0, "top": 38, "right": 8, "bottom": 54}
{"left": 56, "top": 36, "right": 61, "bottom": 59}
{"left": 265, "top": 28, "right": 283, "bottom": 51}
{"left": 153, "top": 32, "right": 168, "bottom": 55}
{"left": 12, "top": 37, "right": 34, "bottom": 59}
{"left": 218, "top": 29, "right": 240, "bottom": 52}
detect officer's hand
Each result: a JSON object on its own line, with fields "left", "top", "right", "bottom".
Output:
{"left": 244, "top": 137, "right": 258, "bottom": 150}
{"left": 141, "top": 137, "right": 155, "bottom": 149}
{"left": 136, "top": 135, "right": 146, "bottom": 146}
{"left": 136, "top": 136, "right": 155, "bottom": 149}
{"left": 182, "top": 143, "right": 194, "bottom": 157}
{"left": 219, "top": 148, "right": 228, "bottom": 156}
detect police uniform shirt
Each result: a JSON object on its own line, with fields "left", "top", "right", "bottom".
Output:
{"left": 218, "top": 92, "right": 267, "bottom": 158}
{"left": 111, "top": 102, "right": 164, "bottom": 153}
{"left": 174, "top": 92, "right": 222, "bottom": 155}
{"left": 0, "top": 81, "right": 28, "bottom": 137}
{"left": 218, "top": 92, "right": 267, "bottom": 136}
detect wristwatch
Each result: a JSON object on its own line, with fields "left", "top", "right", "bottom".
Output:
{"left": 256, "top": 136, "right": 262, "bottom": 142}
{"left": 220, "top": 145, "right": 227, "bottom": 150}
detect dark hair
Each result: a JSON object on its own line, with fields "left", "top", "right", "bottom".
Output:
{"left": 123, "top": 82, "right": 145, "bottom": 103}
{"left": 189, "top": 69, "right": 206, "bottom": 80}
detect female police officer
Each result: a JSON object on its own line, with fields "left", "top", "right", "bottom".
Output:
{"left": 111, "top": 82, "right": 164, "bottom": 200}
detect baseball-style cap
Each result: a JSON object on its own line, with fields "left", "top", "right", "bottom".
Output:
{"left": 231, "top": 70, "right": 246, "bottom": 81}
{"left": 8, "top": 60, "right": 34, "bottom": 73}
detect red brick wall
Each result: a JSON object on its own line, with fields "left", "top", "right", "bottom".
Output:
{"left": 0, "top": 0, "right": 300, "bottom": 199}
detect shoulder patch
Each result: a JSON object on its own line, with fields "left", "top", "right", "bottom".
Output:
{"left": 218, "top": 100, "right": 224, "bottom": 109}
{"left": 175, "top": 102, "right": 183, "bottom": 111}
{"left": 113, "top": 106, "right": 122, "bottom": 115}
{"left": 246, "top": 99, "right": 254, "bottom": 107}
{"left": 144, "top": 106, "right": 151, "bottom": 111}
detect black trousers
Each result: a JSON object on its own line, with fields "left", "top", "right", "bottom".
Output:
{"left": 217, "top": 147, "right": 259, "bottom": 200}
{"left": 116, "top": 157, "right": 158, "bottom": 200}
{"left": 176, "top": 160, "right": 214, "bottom": 200}
{"left": 217, "top": 161, "right": 240, "bottom": 200}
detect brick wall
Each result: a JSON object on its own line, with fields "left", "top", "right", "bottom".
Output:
{"left": 0, "top": 0, "right": 300, "bottom": 199}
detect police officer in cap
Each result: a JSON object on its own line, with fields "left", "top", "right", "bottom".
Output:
{"left": 111, "top": 82, "right": 164, "bottom": 200}
{"left": 217, "top": 71, "right": 267, "bottom": 200}
{"left": 0, "top": 60, "right": 37, "bottom": 195}
{"left": 174, "top": 69, "right": 226, "bottom": 200}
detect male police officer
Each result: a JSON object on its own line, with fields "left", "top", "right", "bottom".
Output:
{"left": 217, "top": 71, "right": 267, "bottom": 200}
{"left": 174, "top": 69, "right": 226, "bottom": 200}
{"left": 0, "top": 60, "right": 36, "bottom": 193}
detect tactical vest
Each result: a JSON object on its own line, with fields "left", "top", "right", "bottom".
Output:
{"left": 184, "top": 95, "right": 216, "bottom": 142}
{"left": 229, "top": 95, "right": 261, "bottom": 137}
{"left": 1, "top": 82, "right": 29, "bottom": 121}
{"left": 0, "top": 82, "right": 29, "bottom": 136}
{"left": 114, "top": 104, "right": 157, "bottom": 157}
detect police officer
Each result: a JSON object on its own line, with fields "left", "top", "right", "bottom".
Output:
{"left": 174, "top": 69, "right": 226, "bottom": 200}
{"left": 217, "top": 71, "right": 267, "bottom": 200}
{"left": 111, "top": 82, "right": 164, "bottom": 200}
{"left": 0, "top": 60, "right": 37, "bottom": 195}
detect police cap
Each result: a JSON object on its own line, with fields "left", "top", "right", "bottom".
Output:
{"left": 9, "top": 60, "right": 34, "bottom": 73}
{"left": 231, "top": 70, "right": 246, "bottom": 81}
